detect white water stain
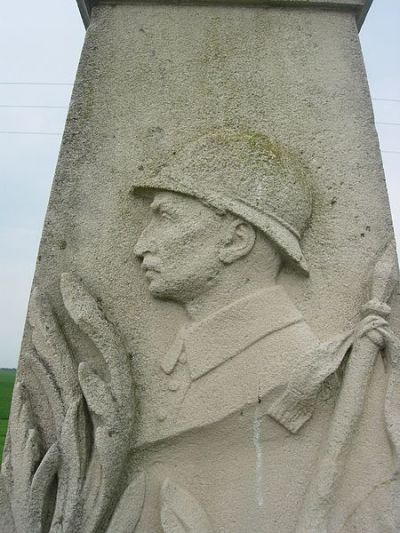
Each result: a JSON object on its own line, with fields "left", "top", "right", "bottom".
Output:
{"left": 253, "top": 409, "right": 264, "bottom": 508}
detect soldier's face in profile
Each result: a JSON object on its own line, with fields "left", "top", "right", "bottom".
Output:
{"left": 134, "top": 191, "right": 228, "bottom": 303}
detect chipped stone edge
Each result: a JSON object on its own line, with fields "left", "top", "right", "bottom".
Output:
{"left": 76, "top": 0, "right": 373, "bottom": 30}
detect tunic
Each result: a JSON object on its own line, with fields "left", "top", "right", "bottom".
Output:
{"left": 132, "top": 285, "right": 396, "bottom": 532}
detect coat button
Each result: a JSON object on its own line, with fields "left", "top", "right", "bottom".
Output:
{"left": 157, "top": 409, "right": 167, "bottom": 422}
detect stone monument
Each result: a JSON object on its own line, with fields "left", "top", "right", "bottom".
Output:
{"left": 1, "top": 1, "right": 399, "bottom": 532}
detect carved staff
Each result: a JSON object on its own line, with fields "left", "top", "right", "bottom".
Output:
{"left": 296, "top": 240, "right": 399, "bottom": 532}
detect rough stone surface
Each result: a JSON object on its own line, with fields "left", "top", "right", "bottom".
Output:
{"left": 1, "top": 2, "right": 400, "bottom": 532}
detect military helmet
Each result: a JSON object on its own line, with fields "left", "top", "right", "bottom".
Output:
{"left": 132, "top": 130, "right": 312, "bottom": 274}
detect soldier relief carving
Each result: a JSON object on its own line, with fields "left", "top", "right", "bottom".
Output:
{"left": 1, "top": 130, "right": 400, "bottom": 532}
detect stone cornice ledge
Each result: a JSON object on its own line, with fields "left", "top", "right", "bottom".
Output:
{"left": 77, "top": 0, "right": 373, "bottom": 29}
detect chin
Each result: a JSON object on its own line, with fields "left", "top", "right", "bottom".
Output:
{"left": 148, "top": 282, "right": 176, "bottom": 301}
{"left": 147, "top": 281, "right": 187, "bottom": 304}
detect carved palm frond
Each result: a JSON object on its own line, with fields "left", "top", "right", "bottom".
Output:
{"left": 2, "top": 274, "right": 141, "bottom": 533}
{"left": 27, "top": 288, "right": 87, "bottom": 533}
{"left": 29, "top": 287, "right": 81, "bottom": 408}
{"left": 106, "top": 472, "right": 146, "bottom": 533}
{"left": 4, "top": 382, "right": 41, "bottom": 532}
{"left": 60, "top": 272, "right": 135, "bottom": 533}
{"left": 161, "top": 479, "right": 214, "bottom": 533}
{"left": 50, "top": 397, "right": 88, "bottom": 533}
{"left": 29, "top": 443, "right": 60, "bottom": 532}
{"left": 0, "top": 469, "right": 17, "bottom": 533}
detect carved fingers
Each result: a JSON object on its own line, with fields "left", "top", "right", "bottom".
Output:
{"left": 357, "top": 314, "right": 390, "bottom": 349}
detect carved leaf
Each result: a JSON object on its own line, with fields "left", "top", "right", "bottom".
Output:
{"left": 8, "top": 382, "right": 42, "bottom": 532}
{"left": 60, "top": 272, "right": 132, "bottom": 409}
{"left": 25, "top": 287, "right": 82, "bottom": 466}
{"left": 78, "top": 362, "right": 117, "bottom": 420}
{"left": 29, "top": 287, "right": 80, "bottom": 406}
{"left": 0, "top": 473, "right": 16, "bottom": 533}
{"left": 106, "top": 472, "right": 146, "bottom": 533}
{"left": 25, "top": 350, "right": 65, "bottom": 435}
{"left": 29, "top": 443, "right": 60, "bottom": 533}
{"left": 161, "top": 479, "right": 214, "bottom": 533}
{"left": 60, "top": 273, "right": 134, "bottom": 533}
{"left": 52, "top": 397, "right": 88, "bottom": 533}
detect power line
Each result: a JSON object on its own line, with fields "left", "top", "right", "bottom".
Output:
{"left": 0, "top": 82, "right": 73, "bottom": 86}
{"left": 0, "top": 104, "right": 68, "bottom": 109}
{"left": 373, "top": 98, "right": 400, "bottom": 103}
{"left": 376, "top": 121, "right": 400, "bottom": 126}
{"left": 0, "top": 130, "right": 62, "bottom": 136}
{"left": 382, "top": 150, "right": 400, "bottom": 155}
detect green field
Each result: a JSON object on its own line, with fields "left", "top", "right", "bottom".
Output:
{"left": 0, "top": 369, "right": 16, "bottom": 461}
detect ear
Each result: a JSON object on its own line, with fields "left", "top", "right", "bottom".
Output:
{"left": 219, "top": 220, "right": 256, "bottom": 264}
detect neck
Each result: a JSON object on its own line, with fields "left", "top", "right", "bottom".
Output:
{"left": 185, "top": 266, "right": 277, "bottom": 322}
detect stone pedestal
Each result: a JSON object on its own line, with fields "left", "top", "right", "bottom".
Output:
{"left": 2, "top": 1, "right": 400, "bottom": 532}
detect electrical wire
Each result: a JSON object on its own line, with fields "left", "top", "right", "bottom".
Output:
{"left": 0, "top": 81, "right": 73, "bottom": 86}
{"left": 0, "top": 130, "right": 62, "bottom": 136}
{"left": 373, "top": 98, "right": 400, "bottom": 103}
{"left": 376, "top": 122, "right": 400, "bottom": 126}
{"left": 0, "top": 104, "right": 67, "bottom": 109}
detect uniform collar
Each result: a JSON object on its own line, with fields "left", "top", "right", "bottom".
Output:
{"left": 161, "top": 285, "right": 302, "bottom": 381}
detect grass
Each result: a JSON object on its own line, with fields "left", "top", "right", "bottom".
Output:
{"left": 0, "top": 369, "right": 16, "bottom": 461}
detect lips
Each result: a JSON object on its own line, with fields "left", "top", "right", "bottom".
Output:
{"left": 144, "top": 270, "right": 158, "bottom": 281}
{"left": 141, "top": 260, "right": 161, "bottom": 274}
{"left": 143, "top": 264, "right": 161, "bottom": 283}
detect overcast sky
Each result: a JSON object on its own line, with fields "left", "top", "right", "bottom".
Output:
{"left": 0, "top": 0, "right": 399, "bottom": 367}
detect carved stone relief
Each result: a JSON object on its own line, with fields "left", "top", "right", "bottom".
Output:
{"left": 2, "top": 128, "right": 399, "bottom": 532}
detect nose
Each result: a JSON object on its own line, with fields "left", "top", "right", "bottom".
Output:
{"left": 134, "top": 225, "right": 155, "bottom": 258}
